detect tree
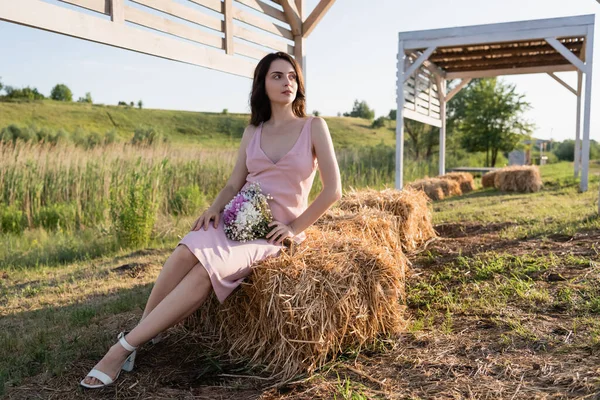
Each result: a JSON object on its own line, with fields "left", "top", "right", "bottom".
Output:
{"left": 77, "top": 92, "right": 93, "bottom": 103}
{"left": 0, "top": 77, "right": 3, "bottom": 94}
{"left": 313, "top": 110, "right": 320, "bottom": 117}
{"left": 388, "top": 109, "right": 397, "bottom": 120}
{"left": 138, "top": 100, "right": 144, "bottom": 109}
{"left": 345, "top": 100, "right": 374, "bottom": 120}
{"left": 50, "top": 84, "right": 73, "bottom": 101}
{"left": 404, "top": 119, "right": 439, "bottom": 160}
{"left": 130, "top": 101, "right": 134, "bottom": 107}
{"left": 454, "top": 78, "right": 532, "bottom": 167}
{"left": 5, "top": 86, "right": 45, "bottom": 101}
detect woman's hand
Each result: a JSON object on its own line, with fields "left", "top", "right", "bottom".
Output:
{"left": 266, "top": 221, "right": 295, "bottom": 245}
{"left": 191, "top": 207, "right": 220, "bottom": 231}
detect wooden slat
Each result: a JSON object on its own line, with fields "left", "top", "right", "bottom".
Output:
{"left": 224, "top": 0, "right": 233, "bottom": 54}
{"left": 188, "top": 0, "right": 221, "bottom": 13}
{"left": 430, "top": 42, "right": 583, "bottom": 62}
{"left": 446, "top": 64, "right": 577, "bottom": 79}
{"left": 130, "top": 0, "right": 222, "bottom": 32}
{"left": 0, "top": 0, "right": 256, "bottom": 77}
{"left": 235, "top": 0, "right": 287, "bottom": 24}
{"left": 124, "top": 5, "right": 222, "bottom": 48}
{"left": 303, "top": 0, "right": 334, "bottom": 38}
{"left": 441, "top": 54, "right": 571, "bottom": 70}
{"left": 234, "top": 39, "right": 270, "bottom": 59}
{"left": 404, "top": 108, "right": 442, "bottom": 128}
{"left": 59, "top": 0, "right": 109, "bottom": 14}
{"left": 234, "top": 24, "right": 293, "bottom": 53}
{"left": 232, "top": 5, "right": 293, "bottom": 40}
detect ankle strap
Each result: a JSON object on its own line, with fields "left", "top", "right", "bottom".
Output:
{"left": 119, "top": 333, "right": 137, "bottom": 352}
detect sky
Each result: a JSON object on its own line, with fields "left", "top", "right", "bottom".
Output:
{"left": 0, "top": 0, "right": 598, "bottom": 142}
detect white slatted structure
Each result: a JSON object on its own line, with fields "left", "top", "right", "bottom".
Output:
{"left": 395, "top": 14, "right": 596, "bottom": 210}
{"left": 0, "top": 0, "right": 336, "bottom": 78}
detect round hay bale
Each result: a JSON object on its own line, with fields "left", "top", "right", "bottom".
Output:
{"left": 337, "top": 188, "right": 436, "bottom": 252}
{"left": 481, "top": 171, "right": 497, "bottom": 188}
{"left": 439, "top": 172, "right": 475, "bottom": 193}
{"left": 184, "top": 228, "right": 408, "bottom": 382}
{"left": 494, "top": 166, "right": 542, "bottom": 193}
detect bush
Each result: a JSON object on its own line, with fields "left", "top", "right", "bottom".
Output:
{"left": 371, "top": 116, "right": 387, "bottom": 129}
{"left": 170, "top": 185, "right": 207, "bottom": 216}
{"left": 0, "top": 204, "right": 27, "bottom": 235}
{"left": 34, "top": 202, "right": 77, "bottom": 231}
{"left": 4, "top": 86, "right": 45, "bottom": 101}
{"left": 77, "top": 92, "right": 93, "bottom": 103}
{"left": 131, "top": 127, "right": 163, "bottom": 146}
{"left": 0, "top": 124, "right": 36, "bottom": 144}
{"left": 110, "top": 169, "right": 161, "bottom": 248}
{"left": 50, "top": 84, "right": 73, "bottom": 102}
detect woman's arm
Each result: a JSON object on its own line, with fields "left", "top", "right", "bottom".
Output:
{"left": 267, "top": 117, "right": 342, "bottom": 244}
{"left": 193, "top": 125, "right": 254, "bottom": 231}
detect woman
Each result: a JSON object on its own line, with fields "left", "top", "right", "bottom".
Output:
{"left": 81, "top": 52, "right": 342, "bottom": 388}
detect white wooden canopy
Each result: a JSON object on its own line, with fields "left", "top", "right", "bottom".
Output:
{"left": 0, "top": 0, "right": 335, "bottom": 78}
{"left": 395, "top": 14, "right": 596, "bottom": 199}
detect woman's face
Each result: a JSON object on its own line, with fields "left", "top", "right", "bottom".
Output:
{"left": 264, "top": 59, "right": 298, "bottom": 105}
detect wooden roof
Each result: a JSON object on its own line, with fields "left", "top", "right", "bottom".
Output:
{"left": 398, "top": 14, "right": 594, "bottom": 79}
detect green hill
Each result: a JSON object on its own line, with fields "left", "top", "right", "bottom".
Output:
{"left": 0, "top": 100, "right": 397, "bottom": 148}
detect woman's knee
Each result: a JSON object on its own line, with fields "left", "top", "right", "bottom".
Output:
{"left": 190, "top": 262, "right": 212, "bottom": 292}
{"left": 172, "top": 244, "right": 198, "bottom": 266}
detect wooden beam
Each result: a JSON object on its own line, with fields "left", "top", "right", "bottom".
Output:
{"left": 110, "top": 0, "right": 123, "bottom": 23}
{"left": 430, "top": 42, "right": 584, "bottom": 63}
{"left": 545, "top": 37, "right": 587, "bottom": 73}
{"left": 232, "top": 6, "right": 293, "bottom": 40}
{"left": 130, "top": 0, "right": 221, "bottom": 32}
{"left": 404, "top": 47, "right": 436, "bottom": 81}
{"left": 223, "top": 0, "right": 233, "bottom": 54}
{"left": 403, "top": 108, "right": 443, "bottom": 128}
{"left": 59, "top": 0, "right": 109, "bottom": 14}
{"left": 293, "top": 0, "right": 305, "bottom": 75}
{"left": 187, "top": 0, "right": 221, "bottom": 13}
{"left": 404, "top": 26, "right": 589, "bottom": 51}
{"left": 302, "top": 0, "right": 334, "bottom": 38}
{"left": 233, "top": 24, "right": 293, "bottom": 53}
{"left": 280, "top": 0, "right": 301, "bottom": 36}
{"left": 446, "top": 64, "right": 577, "bottom": 79}
{"left": 124, "top": 5, "right": 222, "bottom": 48}
{"left": 235, "top": 0, "right": 287, "bottom": 24}
{"left": 445, "top": 78, "right": 471, "bottom": 102}
{"left": 547, "top": 72, "right": 577, "bottom": 96}
{"left": 0, "top": 0, "right": 255, "bottom": 77}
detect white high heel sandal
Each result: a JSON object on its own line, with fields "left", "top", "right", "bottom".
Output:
{"left": 79, "top": 332, "right": 138, "bottom": 389}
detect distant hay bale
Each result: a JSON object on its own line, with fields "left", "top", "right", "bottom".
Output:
{"left": 407, "top": 179, "right": 445, "bottom": 201}
{"left": 337, "top": 187, "right": 436, "bottom": 252}
{"left": 184, "top": 228, "right": 408, "bottom": 382}
{"left": 439, "top": 172, "right": 475, "bottom": 193}
{"left": 407, "top": 177, "right": 462, "bottom": 200}
{"left": 481, "top": 171, "right": 497, "bottom": 188}
{"left": 494, "top": 166, "right": 542, "bottom": 193}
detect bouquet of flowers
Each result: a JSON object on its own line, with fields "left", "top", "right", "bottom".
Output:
{"left": 223, "top": 182, "right": 274, "bottom": 242}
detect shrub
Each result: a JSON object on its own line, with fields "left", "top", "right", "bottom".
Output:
{"left": 170, "top": 185, "right": 206, "bottom": 216}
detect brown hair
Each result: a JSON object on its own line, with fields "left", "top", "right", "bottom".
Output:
{"left": 249, "top": 52, "right": 306, "bottom": 126}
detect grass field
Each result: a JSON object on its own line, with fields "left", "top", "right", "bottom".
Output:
{"left": 0, "top": 100, "right": 399, "bottom": 149}
{"left": 1, "top": 161, "right": 599, "bottom": 399}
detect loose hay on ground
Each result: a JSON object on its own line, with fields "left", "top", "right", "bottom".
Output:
{"left": 337, "top": 188, "right": 436, "bottom": 252}
{"left": 439, "top": 172, "right": 475, "bottom": 193}
{"left": 184, "top": 227, "right": 408, "bottom": 383}
{"left": 494, "top": 166, "right": 543, "bottom": 193}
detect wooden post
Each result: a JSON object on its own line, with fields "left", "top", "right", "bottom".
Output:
{"left": 438, "top": 78, "right": 447, "bottom": 176}
{"left": 223, "top": 0, "right": 233, "bottom": 55}
{"left": 110, "top": 0, "right": 123, "bottom": 23}
{"left": 575, "top": 71, "right": 582, "bottom": 178}
{"left": 580, "top": 26, "right": 594, "bottom": 194}
{"left": 396, "top": 40, "right": 406, "bottom": 189}
{"left": 294, "top": 0, "right": 305, "bottom": 99}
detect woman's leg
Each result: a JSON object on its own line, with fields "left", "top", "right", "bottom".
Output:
{"left": 140, "top": 244, "right": 199, "bottom": 321}
{"left": 82, "top": 262, "right": 212, "bottom": 386}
